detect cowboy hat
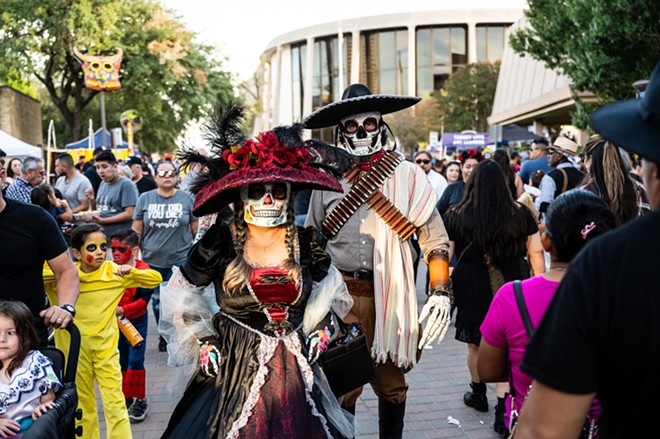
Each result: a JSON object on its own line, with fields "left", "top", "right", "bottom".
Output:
{"left": 590, "top": 60, "right": 660, "bottom": 163}
{"left": 549, "top": 137, "right": 579, "bottom": 157}
{"left": 303, "top": 84, "right": 420, "bottom": 129}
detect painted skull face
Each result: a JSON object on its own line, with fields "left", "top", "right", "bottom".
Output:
{"left": 339, "top": 112, "right": 384, "bottom": 156}
{"left": 120, "top": 109, "right": 142, "bottom": 133}
{"left": 241, "top": 183, "right": 290, "bottom": 227}
{"left": 73, "top": 47, "right": 123, "bottom": 91}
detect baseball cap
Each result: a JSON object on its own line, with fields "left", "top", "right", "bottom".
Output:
{"left": 125, "top": 156, "right": 142, "bottom": 167}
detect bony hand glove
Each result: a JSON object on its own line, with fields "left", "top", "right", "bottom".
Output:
{"left": 418, "top": 289, "right": 451, "bottom": 349}
{"left": 198, "top": 339, "right": 221, "bottom": 377}
{"left": 307, "top": 326, "right": 332, "bottom": 365}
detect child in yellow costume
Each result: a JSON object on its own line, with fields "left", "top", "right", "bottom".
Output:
{"left": 44, "top": 224, "right": 162, "bottom": 439}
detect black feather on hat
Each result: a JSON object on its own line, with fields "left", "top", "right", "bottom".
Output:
{"left": 178, "top": 101, "right": 347, "bottom": 216}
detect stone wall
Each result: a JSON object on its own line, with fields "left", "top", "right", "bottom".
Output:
{"left": 0, "top": 86, "right": 43, "bottom": 146}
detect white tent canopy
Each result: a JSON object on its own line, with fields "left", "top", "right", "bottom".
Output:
{"left": 0, "top": 129, "right": 42, "bottom": 158}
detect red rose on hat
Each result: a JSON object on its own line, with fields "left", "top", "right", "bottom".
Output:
{"left": 257, "top": 147, "right": 274, "bottom": 168}
{"left": 222, "top": 145, "right": 251, "bottom": 170}
{"left": 258, "top": 131, "right": 279, "bottom": 148}
{"left": 272, "top": 146, "right": 296, "bottom": 166}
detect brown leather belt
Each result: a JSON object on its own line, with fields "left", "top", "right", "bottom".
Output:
{"left": 343, "top": 277, "right": 375, "bottom": 297}
{"left": 339, "top": 269, "right": 373, "bottom": 281}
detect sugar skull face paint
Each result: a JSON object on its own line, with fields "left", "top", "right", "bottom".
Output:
{"left": 110, "top": 238, "right": 132, "bottom": 265}
{"left": 79, "top": 232, "right": 108, "bottom": 271}
{"left": 339, "top": 111, "right": 384, "bottom": 156}
{"left": 73, "top": 47, "right": 123, "bottom": 91}
{"left": 240, "top": 183, "right": 290, "bottom": 227}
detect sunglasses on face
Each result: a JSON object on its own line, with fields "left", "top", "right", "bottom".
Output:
{"left": 156, "top": 169, "right": 177, "bottom": 178}
{"left": 247, "top": 183, "right": 288, "bottom": 200}
{"left": 416, "top": 159, "right": 431, "bottom": 164}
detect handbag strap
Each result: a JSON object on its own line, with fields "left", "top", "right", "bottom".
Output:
{"left": 509, "top": 279, "right": 534, "bottom": 422}
{"left": 513, "top": 280, "right": 534, "bottom": 337}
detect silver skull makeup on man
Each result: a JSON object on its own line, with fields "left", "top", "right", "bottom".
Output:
{"left": 339, "top": 111, "right": 386, "bottom": 156}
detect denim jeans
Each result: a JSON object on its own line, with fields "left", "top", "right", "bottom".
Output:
{"left": 150, "top": 266, "right": 173, "bottom": 324}
{"left": 118, "top": 312, "right": 148, "bottom": 371}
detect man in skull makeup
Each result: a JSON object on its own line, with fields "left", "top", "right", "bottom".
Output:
{"left": 305, "top": 84, "right": 452, "bottom": 438}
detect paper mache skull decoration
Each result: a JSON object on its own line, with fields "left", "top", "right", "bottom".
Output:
{"left": 73, "top": 47, "right": 123, "bottom": 91}
{"left": 120, "top": 109, "right": 142, "bottom": 133}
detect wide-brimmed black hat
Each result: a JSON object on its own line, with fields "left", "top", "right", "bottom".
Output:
{"left": 590, "top": 60, "right": 660, "bottom": 163}
{"left": 303, "top": 84, "right": 421, "bottom": 129}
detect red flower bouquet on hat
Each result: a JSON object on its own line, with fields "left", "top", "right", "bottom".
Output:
{"left": 178, "top": 103, "right": 350, "bottom": 217}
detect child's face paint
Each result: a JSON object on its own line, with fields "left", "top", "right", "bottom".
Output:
{"left": 79, "top": 232, "right": 108, "bottom": 271}
{"left": 110, "top": 238, "right": 132, "bottom": 265}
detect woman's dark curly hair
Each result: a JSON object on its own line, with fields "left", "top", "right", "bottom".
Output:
{"left": 545, "top": 190, "right": 617, "bottom": 262}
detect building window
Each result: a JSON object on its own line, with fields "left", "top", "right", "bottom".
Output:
{"left": 360, "top": 28, "right": 408, "bottom": 95}
{"left": 416, "top": 25, "right": 467, "bottom": 96}
{"left": 312, "top": 33, "right": 352, "bottom": 111}
{"left": 291, "top": 42, "right": 307, "bottom": 122}
{"left": 476, "top": 24, "right": 509, "bottom": 63}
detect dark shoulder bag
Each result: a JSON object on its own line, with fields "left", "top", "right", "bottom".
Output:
{"left": 318, "top": 317, "right": 375, "bottom": 397}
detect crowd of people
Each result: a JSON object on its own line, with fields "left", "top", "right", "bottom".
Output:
{"left": 0, "top": 58, "right": 657, "bottom": 439}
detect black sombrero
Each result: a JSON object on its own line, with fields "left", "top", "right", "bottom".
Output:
{"left": 303, "top": 84, "right": 421, "bottom": 129}
{"left": 590, "top": 60, "right": 660, "bottom": 163}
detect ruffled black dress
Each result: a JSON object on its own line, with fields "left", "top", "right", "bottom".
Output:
{"left": 161, "top": 224, "right": 348, "bottom": 439}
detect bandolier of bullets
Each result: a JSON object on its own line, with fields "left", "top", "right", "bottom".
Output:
{"left": 322, "top": 151, "right": 417, "bottom": 242}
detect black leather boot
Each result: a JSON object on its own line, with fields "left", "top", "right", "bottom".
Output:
{"left": 494, "top": 396, "right": 507, "bottom": 435}
{"left": 378, "top": 398, "right": 406, "bottom": 439}
{"left": 463, "top": 381, "right": 488, "bottom": 412}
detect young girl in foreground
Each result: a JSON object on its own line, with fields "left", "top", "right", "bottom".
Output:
{"left": 0, "top": 301, "right": 60, "bottom": 438}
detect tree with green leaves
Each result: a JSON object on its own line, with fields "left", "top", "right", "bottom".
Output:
{"left": 386, "top": 97, "right": 443, "bottom": 157}
{"left": 510, "top": 0, "right": 660, "bottom": 128}
{"left": 0, "top": 0, "right": 234, "bottom": 152}
{"left": 433, "top": 62, "right": 500, "bottom": 133}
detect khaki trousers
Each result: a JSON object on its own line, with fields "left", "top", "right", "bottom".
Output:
{"left": 340, "top": 280, "right": 408, "bottom": 406}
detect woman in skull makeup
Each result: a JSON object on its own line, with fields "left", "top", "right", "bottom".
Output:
{"left": 160, "top": 104, "right": 355, "bottom": 439}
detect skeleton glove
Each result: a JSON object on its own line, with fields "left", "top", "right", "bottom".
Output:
{"left": 198, "top": 339, "right": 222, "bottom": 377}
{"left": 418, "top": 289, "right": 451, "bottom": 349}
{"left": 307, "top": 326, "right": 332, "bottom": 365}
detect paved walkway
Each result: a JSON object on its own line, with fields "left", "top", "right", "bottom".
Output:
{"left": 98, "top": 263, "right": 503, "bottom": 439}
